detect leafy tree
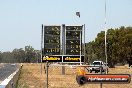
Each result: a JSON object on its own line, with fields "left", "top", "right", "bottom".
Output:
{"left": 25, "top": 45, "right": 36, "bottom": 63}
{"left": 0, "top": 46, "right": 40, "bottom": 63}
{"left": 12, "top": 48, "right": 25, "bottom": 63}
{"left": 0, "top": 51, "right": 2, "bottom": 62}
{"left": 85, "top": 26, "right": 132, "bottom": 67}
{"left": 1, "top": 52, "right": 14, "bottom": 63}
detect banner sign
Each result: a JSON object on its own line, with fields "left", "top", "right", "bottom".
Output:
{"left": 42, "top": 55, "right": 84, "bottom": 63}
{"left": 42, "top": 56, "right": 62, "bottom": 62}
{"left": 63, "top": 56, "right": 84, "bottom": 62}
{"left": 76, "top": 74, "right": 131, "bottom": 85}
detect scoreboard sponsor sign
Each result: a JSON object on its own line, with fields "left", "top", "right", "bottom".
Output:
{"left": 42, "top": 55, "right": 84, "bottom": 63}
{"left": 42, "top": 56, "right": 62, "bottom": 62}
{"left": 63, "top": 56, "right": 84, "bottom": 62}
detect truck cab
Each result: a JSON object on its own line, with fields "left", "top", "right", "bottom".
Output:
{"left": 89, "top": 61, "right": 108, "bottom": 73}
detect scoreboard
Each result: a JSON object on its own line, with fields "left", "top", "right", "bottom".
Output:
{"left": 42, "top": 25, "right": 84, "bottom": 63}
{"left": 44, "top": 26, "right": 61, "bottom": 55}
{"left": 66, "top": 26, "right": 83, "bottom": 55}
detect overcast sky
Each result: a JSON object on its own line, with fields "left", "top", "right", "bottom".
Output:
{"left": 0, "top": 0, "right": 132, "bottom": 52}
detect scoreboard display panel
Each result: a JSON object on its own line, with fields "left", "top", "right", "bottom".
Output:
{"left": 44, "top": 26, "right": 61, "bottom": 55}
{"left": 66, "top": 26, "right": 83, "bottom": 55}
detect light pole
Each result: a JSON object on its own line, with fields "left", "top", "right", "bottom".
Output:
{"left": 104, "top": 0, "right": 108, "bottom": 74}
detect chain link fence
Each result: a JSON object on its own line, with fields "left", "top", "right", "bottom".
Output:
{"left": 46, "top": 65, "right": 78, "bottom": 88}
{"left": 16, "top": 63, "right": 132, "bottom": 88}
{"left": 44, "top": 63, "right": 103, "bottom": 88}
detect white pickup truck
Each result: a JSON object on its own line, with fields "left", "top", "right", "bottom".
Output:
{"left": 89, "top": 61, "right": 108, "bottom": 73}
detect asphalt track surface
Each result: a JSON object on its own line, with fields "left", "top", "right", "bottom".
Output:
{"left": 0, "top": 63, "right": 19, "bottom": 83}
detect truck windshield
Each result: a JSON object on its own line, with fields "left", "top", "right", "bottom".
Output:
{"left": 93, "top": 62, "right": 101, "bottom": 65}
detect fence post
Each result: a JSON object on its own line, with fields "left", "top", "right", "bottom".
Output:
{"left": 46, "top": 62, "right": 49, "bottom": 88}
{"left": 100, "top": 65, "right": 103, "bottom": 88}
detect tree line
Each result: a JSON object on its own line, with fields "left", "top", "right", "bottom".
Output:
{"left": 85, "top": 26, "right": 132, "bottom": 67}
{"left": 0, "top": 26, "right": 131, "bottom": 67}
{"left": 0, "top": 46, "right": 41, "bottom": 63}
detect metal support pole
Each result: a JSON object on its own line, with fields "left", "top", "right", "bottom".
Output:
{"left": 46, "top": 62, "right": 49, "bottom": 88}
{"left": 80, "top": 29, "right": 82, "bottom": 65}
{"left": 105, "top": 30, "right": 107, "bottom": 74}
{"left": 41, "top": 24, "right": 43, "bottom": 75}
{"left": 62, "top": 24, "right": 65, "bottom": 75}
{"left": 100, "top": 65, "right": 103, "bottom": 88}
{"left": 83, "top": 24, "right": 86, "bottom": 63}
{"left": 99, "top": 0, "right": 107, "bottom": 88}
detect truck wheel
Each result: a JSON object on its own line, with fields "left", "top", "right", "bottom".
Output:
{"left": 76, "top": 75, "right": 87, "bottom": 85}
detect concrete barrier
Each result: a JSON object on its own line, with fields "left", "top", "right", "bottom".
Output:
{"left": 0, "top": 65, "right": 22, "bottom": 88}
